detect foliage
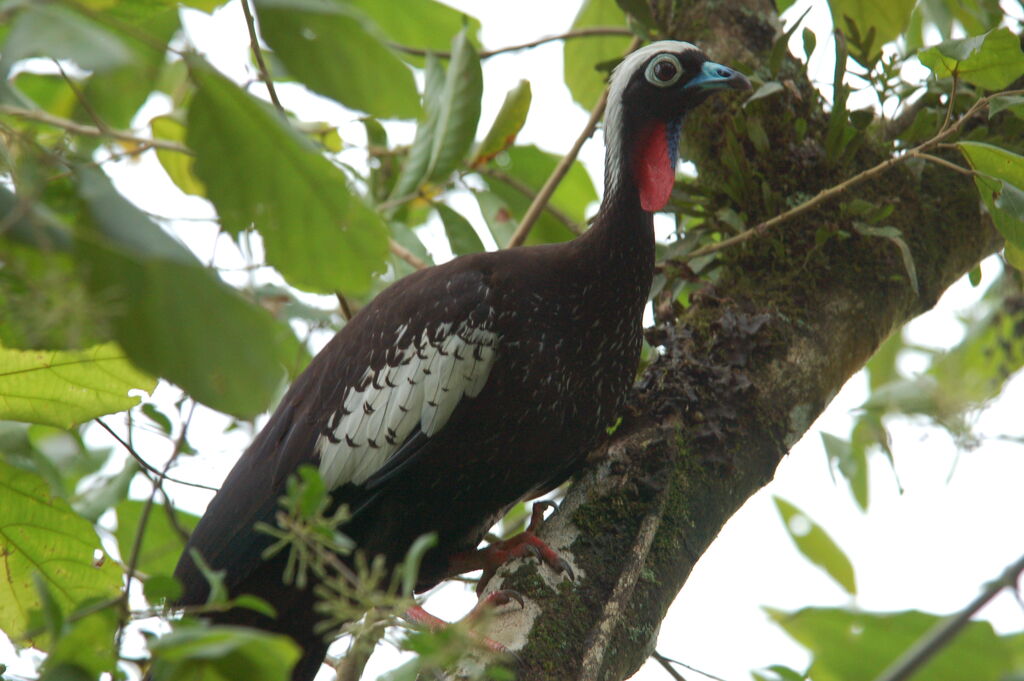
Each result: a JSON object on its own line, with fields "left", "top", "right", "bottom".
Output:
{"left": 0, "top": 0, "right": 1022, "bottom": 679}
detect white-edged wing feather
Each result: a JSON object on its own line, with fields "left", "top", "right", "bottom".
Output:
{"left": 317, "top": 320, "right": 499, "bottom": 489}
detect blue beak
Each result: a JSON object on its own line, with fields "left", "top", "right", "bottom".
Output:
{"left": 685, "top": 61, "right": 751, "bottom": 91}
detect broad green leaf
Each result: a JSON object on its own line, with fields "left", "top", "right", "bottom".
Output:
{"left": 345, "top": 0, "right": 481, "bottom": 65}
{"left": 958, "top": 141, "right": 1024, "bottom": 249}
{"left": 0, "top": 343, "right": 155, "bottom": 429}
{"left": 435, "top": 204, "right": 485, "bottom": 255}
{"left": 773, "top": 497, "right": 856, "bottom": 595}
{"left": 79, "top": 5, "right": 181, "bottom": 130}
{"left": 829, "top": 0, "right": 916, "bottom": 64}
{"left": 0, "top": 4, "right": 132, "bottom": 79}
{"left": 990, "top": 94, "right": 1024, "bottom": 120}
{"left": 115, "top": 500, "right": 200, "bottom": 579}
{"left": 255, "top": 0, "right": 419, "bottom": 119}
{"left": 389, "top": 30, "right": 482, "bottom": 201}
{"left": 480, "top": 145, "right": 597, "bottom": 246}
{"left": 0, "top": 461, "right": 122, "bottom": 647}
{"left": 1006, "top": 241, "right": 1024, "bottom": 271}
{"left": 41, "top": 605, "right": 118, "bottom": 679}
{"left": 74, "top": 166, "right": 298, "bottom": 419}
{"left": 151, "top": 115, "right": 206, "bottom": 197}
{"left": 564, "top": 0, "right": 630, "bottom": 110}
{"left": 187, "top": 56, "right": 389, "bottom": 295}
{"left": 10, "top": 74, "right": 77, "bottom": 118}
{"left": 149, "top": 624, "right": 301, "bottom": 681}
{"left": 471, "top": 80, "right": 532, "bottom": 167}
{"left": 919, "top": 28, "right": 1024, "bottom": 90}
{"left": 475, "top": 191, "right": 517, "bottom": 246}
{"left": 744, "top": 81, "right": 785, "bottom": 107}
{"left": 767, "top": 607, "right": 1016, "bottom": 681}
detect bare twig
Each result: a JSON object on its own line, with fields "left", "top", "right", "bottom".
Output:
{"left": 653, "top": 652, "right": 688, "bottom": 681}
{"left": 94, "top": 418, "right": 218, "bottom": 492}
{"left": 476, "top": 166, "right": 583, "bottom": 235}
{"left": 652, "top": 653, "right": 731, "bottom": 681}
{"left": 0, "top": 104, "right": 191, "bottom": 154}
{"left": 683, "top": 88, "right": 1024, "bottom": 262}
{"left": 240, "top": 0, "right": 284, "bottom": 113}
{"left": 388, "top": 27, "right": 634, "bottom": 60}
{"left": 389, "top": 238, "right": 429, "bottom": 270}
{"left": 940, "top": 71, "right": 959, "bottom": 134}
{"left": 335, "top": 292, "right": 353, "bottom": 321}
{"left": 872, "top": 552, "right": 1024, "bottom": 681}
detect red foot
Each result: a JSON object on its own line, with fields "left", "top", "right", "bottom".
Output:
{"left": 404, "top": 591, "right": 523, "bottom": 653}
{"left": 448, "top": 501, "right": 575, "bottom": 595}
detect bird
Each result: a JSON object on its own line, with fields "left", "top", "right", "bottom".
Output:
{"left": 168, "top": 40, "right": 750, "bottom": 681}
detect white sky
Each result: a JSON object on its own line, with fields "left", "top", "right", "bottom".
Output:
{"left": 3, "top": 1, "right": 1022, "bottom": 679}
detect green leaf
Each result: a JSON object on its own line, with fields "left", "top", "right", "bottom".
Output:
{"left": 74, "top": 166, "right": 298, "bottom": 419}
{"left": 475, "top": 191, "right": 517, "bottom": 246}
{"left": 115, "top": 500, "right": 200, "bottom": 579}
{"left": 436, "top": 204, "right": 485, "bottom": 255}
{"left": 851, "top": 223, "right": 919, "bottom": 296}
{"left": 1006, "top": 241, "right": 1024, "bottom": 271}
{"left": 10, "top": 73, "right": 77, "bottom": 118}
{"left": 958, "top": 141, "right": 1024, "bottom": 249}
{"left": 745, "top": 81, "right": 785, "bottom": 107}
{"left": 471, "top": 80, "right": 532, "bottom": 167}
{"left": 255, "top": 0, "right": 420, "bottom": 119}
{"left": 148, "top": 624, "right": 301, "bottom": 681}
{"left": 829, "top": 0, "right": 916, "bottom": 64}
{"left": 344, "top": 0, "right": 481, "bottom": 66}
{"left": 79, "top": 5, "right": 181, "bottom": 130}
{"left": 0, "top": 4, "right": 133, "bottom": 80}
{"left": 41, "top": 604, "right": 118, "bottom": 679}
{"left": 151, "top": 115, "right": 205, "bottom": 197}
{"left": 564, "top": 0, "right": 630, "bottom": 109}
{"left": 821, "top": 432, "right": 867, "bottom": 510}
{"left": 773, "top": 497, "right": 857, "bottom": 595}
{"left": 187, "top": 56, "right": 389, "bottom": 295}
{"left": 389, "top": 30, "right": 482, "bottom": 200}
{"left": 767, "top": 607, "right": 1016, "bottom": 681}
{"left": 919, "top": 28, "right": 1024, "bottom": 90}
{"left": 0, "top": 461, "right": 122, "bottom": 648}
{"left": 989, "top": 94, "right": 1024, "bottom": 120}
{"left": 0, "top": 342, "right": 155, "bottom": 429}
{"left": 479, "top": 145, "right": 597, "bottom": 246}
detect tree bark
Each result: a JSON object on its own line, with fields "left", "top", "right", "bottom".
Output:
{"left": 450, "top": 1, "right": 1003, "bottom": 679}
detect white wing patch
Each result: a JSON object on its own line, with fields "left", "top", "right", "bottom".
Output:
{"left": 317, "top": 321, "right": 498, "bottom": 489}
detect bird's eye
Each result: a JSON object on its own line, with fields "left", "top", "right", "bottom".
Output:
{"left": 645, "top": 54, "right": 682, "bottom": 87}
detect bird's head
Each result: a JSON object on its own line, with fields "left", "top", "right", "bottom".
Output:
{"left": 604, "top": 41, "right": 751, "bottom": 212}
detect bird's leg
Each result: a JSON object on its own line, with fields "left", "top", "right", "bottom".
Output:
{"left": 447, "top": 501, "right": 575, "bottom": 595}
{"left": 403, "top": 591, "right": 523, "bottom": 653}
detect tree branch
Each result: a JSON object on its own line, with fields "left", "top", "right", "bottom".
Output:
{"left": 388, "top": 28, "right": 634, "bottom": 60}
{"left": 240, "top": 0, "right": 284, "bottom": 114}
{"left": 0, "top": 104, "right": 191, "bottom": 154}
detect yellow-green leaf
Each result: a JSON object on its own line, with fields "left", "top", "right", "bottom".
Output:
{"left": 564, "top": 0, "right": 630, "bottom": 110}
{"left": 0, "top": 461, "right": 122, "bottom": 648}
{"left": 151, "top": 115, "right": 205, "bottom": 197}
{"left": 0, "top": 343, "right": 155, "bottom": 429}
{"left": 773, "top": 496, "right": 857, "bottom": 595}
{"left": 919, "top": 28, "right": 1024, "bottom": 90}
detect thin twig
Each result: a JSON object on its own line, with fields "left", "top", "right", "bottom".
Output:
{"left": 0, "top": 104, "right": 191, "bottom": 154}
{"left": 240, "top": 0, "right": 284, "bottom": 114}
{"left": 389, "top": 238, "right": 429, "bottom": 270}
{"left": 872, "top": 551, "right": 1024, "bottom": 681}
{"left": 652, "top": 653, "right": 730, "bottom": 681}
{"left": 55, "top": 61, "right": 112, "bottom": 137}
{"left": 914, "top": 152, "right": 976, "bottom": 176}
{"left": 940, "top": 71, "right": 959, "bottom": 134}
{"left": 335, "top": 292, "right": 353, "bottom": 321}
{"left": 476, "top": 166, "right": 583, "bottom": 235}
{"left": 683, "top": 88, "right": 1024, "bottom": 262}
{"left": 388, "top": 27, "right": 634, "bottom": 60}
{"left": 94, "top": 418, "right": 218, "bottom": 492}
{"left": 652, "top": 651, "right": 688, "bottom": 681}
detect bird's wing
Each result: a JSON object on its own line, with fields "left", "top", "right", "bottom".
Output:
{"left": 314, "top": 310, "right": 498, "bottom": 491}
{"left": 176, "top": 265, "right": 500, "bottom": 602}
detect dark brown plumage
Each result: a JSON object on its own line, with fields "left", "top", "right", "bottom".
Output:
{"left": 171, "top": 41, "right": 749, "bottom": 681}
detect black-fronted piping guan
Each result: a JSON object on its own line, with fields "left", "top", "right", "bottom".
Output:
{"left": 169, "top": 40, "right": 750, "bottom": 681}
